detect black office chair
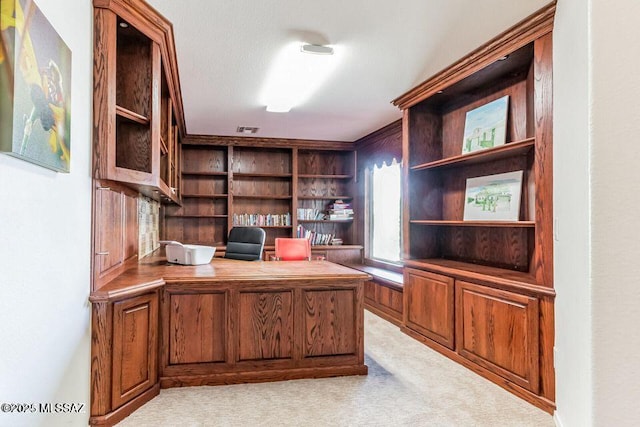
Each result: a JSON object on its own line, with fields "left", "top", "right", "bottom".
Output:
{"left": 224, "top": 227, "right": 266, "bottom": 261}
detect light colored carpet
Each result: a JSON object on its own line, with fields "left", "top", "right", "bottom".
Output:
{"left": 119, "top": 311, "right": 554, "bottom": 426}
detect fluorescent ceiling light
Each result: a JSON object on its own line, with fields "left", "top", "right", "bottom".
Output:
{"left": 262, "top": 42, "right": 339, "bottom": 113}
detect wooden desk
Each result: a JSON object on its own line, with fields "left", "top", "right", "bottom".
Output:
{"left": 89, "top": 257, "right": 370, "bottom": 426}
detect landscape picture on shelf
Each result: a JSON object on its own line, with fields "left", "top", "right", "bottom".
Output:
{"left": 462, "top": 95, "right": 508, "bottom": 154}
{"left": 0, "top": 0, "right": 72, "bottom": 172}
{"left": 463, "top": 170, "right": 523, "bottom": 221}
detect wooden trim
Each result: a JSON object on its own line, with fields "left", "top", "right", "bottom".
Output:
{"left": 89, "top": 383, "right": 160, "bottom": 426}
{"left": 159, "top": 365, "right": 368, "bottom": 388}
{"left": 90, "top": 303, "right": 113, "bottom": 416}
{"left": 354, "top": 120, "right": 402, "bottom": 149}
{"left": 392, "top": 1, "right": 557, "bottom": 109}
{"left": 533, "top": 32, "right": 554, "bottom": 286}
{"left": 184, "top": 134, "right": 354, "bottom": 150}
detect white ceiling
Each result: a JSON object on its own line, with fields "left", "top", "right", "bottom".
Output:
{"left": 147, "top": 0, "right": 549, "bottom": 142}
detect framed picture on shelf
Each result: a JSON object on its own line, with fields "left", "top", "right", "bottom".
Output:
{"left": 462, "top": 95, "right": 508, "bottom": 154}
{"left": 463, "top": 170, "right": 523, "bottom": 221}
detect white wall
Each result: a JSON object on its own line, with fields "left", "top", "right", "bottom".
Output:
{"left": 555, "top": 0, "right": 640, "bottom": 425}
{"left": 552, "top": 0, "right": 593, "bottom": 425}
{"left": 590, "top": 0, "right": 640, "bottom": 425}
{"left": 0, "top": 0, "right": 92, "bottom": 426}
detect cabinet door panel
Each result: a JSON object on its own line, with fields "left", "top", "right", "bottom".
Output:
{"left": 238, "top": 291, "right": 293, "bottom": 361}
{"left": 96, "top": 187, "right": 124, "bottom": 278}
{"left": 169, "top": 293, "right": 226, "bottom": 364}
{"left": 303, "top": 289, "right": 356, "bottom": 357}
{"left": 404, "top": 269, "right": 455, "bottom": 349}
{"left": 456, "top": 280, "right": 539, "bottom": 392}
{"left": 123, "top": 193, "right": 138, "bottom": 260}
{"left": 364, "top": 281, "right": 376, "bottom": 303}
{"left": 112, "top": 293, "right": 158, "bottom": 409}
{"left": 378, "top": 285, "right": 403, "bottom": 315}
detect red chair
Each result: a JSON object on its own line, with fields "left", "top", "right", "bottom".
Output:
{"left": 274, "top": 238, "right": 312, "bottom": 261}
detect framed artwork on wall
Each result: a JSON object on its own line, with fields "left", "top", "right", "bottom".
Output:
{"left": 0, "top": 0, "right": 72, "bottom": 172}
{"left": 462, "top": 95, "right": 509, "bottom": 155}
{"left": 463, "top": 170, "right": 523, "bottom": 221}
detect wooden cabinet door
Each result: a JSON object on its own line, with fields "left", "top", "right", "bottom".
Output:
{"left": 238, "top": 291, "right": 293, "bottom": 361}
{"left": 404, "top": 268, "right": 455, "bottom": 349}
{"left": 111, "top": 292, "right": 158, "bottom": 409}
{"left": 377, "top": 285, "right": 403, "bottom": 316}
{"left": 456, "top": 280, "right": 539, "bottom": 393}
{"left": 303, "top": 289, "right": 357, "bottom": 357}
{"left": 364, "top": 281, "right": 376, "bottom": 303}
{"left": 168, "top": 292, "right": 227, "bottom": 365}
{"left": 95, "top": 186, "right": 124, "bottom": 279}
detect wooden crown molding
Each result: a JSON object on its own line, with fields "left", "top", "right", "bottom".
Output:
{"left": 184, "top": 134, "right": 355, "bottom": 151}
{"left": 392, "top": 1, "right": 557, "bottom": 110}
{"left": 354, "top": 120, "right": 402, "bottom": 149}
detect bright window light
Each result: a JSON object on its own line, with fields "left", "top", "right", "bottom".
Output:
{"left": 261, "top": 42, "right": 339, "bottom": 113}
{"left": 370, "top": 160, "right": 402, "bottom": 263}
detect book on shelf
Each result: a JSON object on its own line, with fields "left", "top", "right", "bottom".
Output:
{"left": 328, "top": 200, "right": 351, "bottom": 210}
{"left": 296, "top": 225, "right": 336, "bottom": 246}
{"left": 297, "top": 208, "right": 325, "bottom": 220}
{"left": 233, "top": 213, "right": 291, "bottom": 227}
{"left": 327, "top": 214, "right": 353, "bottom": 221}
{"left": 327, "top": 199, "right": 353, "bottom": 220}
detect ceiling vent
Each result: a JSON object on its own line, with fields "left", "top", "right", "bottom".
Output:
{"left": 236, "top": 126, "right": 259, "bottom": 134}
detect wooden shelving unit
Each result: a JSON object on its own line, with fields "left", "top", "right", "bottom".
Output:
{"left": 392, "top": 2, "right": 556, "bottom": 413}
{"left": 162, "top": 141, "right": 361, "bottom": 262}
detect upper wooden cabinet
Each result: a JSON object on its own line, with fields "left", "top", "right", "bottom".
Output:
{"left": 93, "top": 0, "right": 184, "bottom": 204}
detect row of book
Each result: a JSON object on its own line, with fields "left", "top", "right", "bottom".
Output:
{"left": 297, "top": 208, "right": 325, "bottom": 220}
{"left": 232, "top": 213, "right": 292, "bottom": 227}
{"left": 327, "top": 200, "right": 354, "bottom": 220}
{"left": 296, "top": 225, "right": 336, "bottom": 246}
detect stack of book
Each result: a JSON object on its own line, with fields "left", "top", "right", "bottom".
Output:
{"left": 326, "top": 200, "right": 353, "bottom": 221}
{"left": 233, "top": 213, "right": 291, "bottom": 227}
{"left": 296, "top": 225, "right": 334, "bottom": 246}
{"left": 297, "top": 208, "right": 324, "bottom": 220}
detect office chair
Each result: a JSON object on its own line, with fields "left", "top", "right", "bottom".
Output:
{"left": 224, "top": 227, "right": 266, "bottom": 261}
{"left": 274, "top": 238, "right": 312, "bottom": 261}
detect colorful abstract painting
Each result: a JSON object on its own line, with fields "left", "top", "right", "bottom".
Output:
{"left": 0, "top": 0, "right": 71, "bottom": 172}
{"left": 462, "top": 95, "right": 508, "bottom": 155}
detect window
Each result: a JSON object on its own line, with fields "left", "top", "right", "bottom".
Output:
{"left": 368, "top": 160, "right": 402, "bottom": 264}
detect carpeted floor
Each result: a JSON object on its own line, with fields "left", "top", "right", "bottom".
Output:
{"left": 118, "top": 311, "right": 554, "bottom": 426}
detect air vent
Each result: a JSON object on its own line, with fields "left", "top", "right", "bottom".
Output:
{"left": 236, "top": 126, "right": 259, "bottom": 134}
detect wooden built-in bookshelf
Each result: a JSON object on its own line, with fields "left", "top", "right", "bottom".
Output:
{"left": 162, "top": 139, "right": 361, "bottom": 259}
{"left": 392, "top": 2, "right": 556, "bottom": 413}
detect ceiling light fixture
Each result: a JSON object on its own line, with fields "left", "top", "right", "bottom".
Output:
{"left": 262, "top": 42, "right": 339, "bottom": 113}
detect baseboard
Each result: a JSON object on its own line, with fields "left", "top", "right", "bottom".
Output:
{"left": 89, "top": 383, "right": 160, "bottom": 426}
{"left": 365, "top": 304, "right": 403, "bottom": 327}
{"left": 553, "top": 411, "right": 564, "bottom": 427}
{"left": 160, "top": 364, "right": 368, "bottom": 388}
